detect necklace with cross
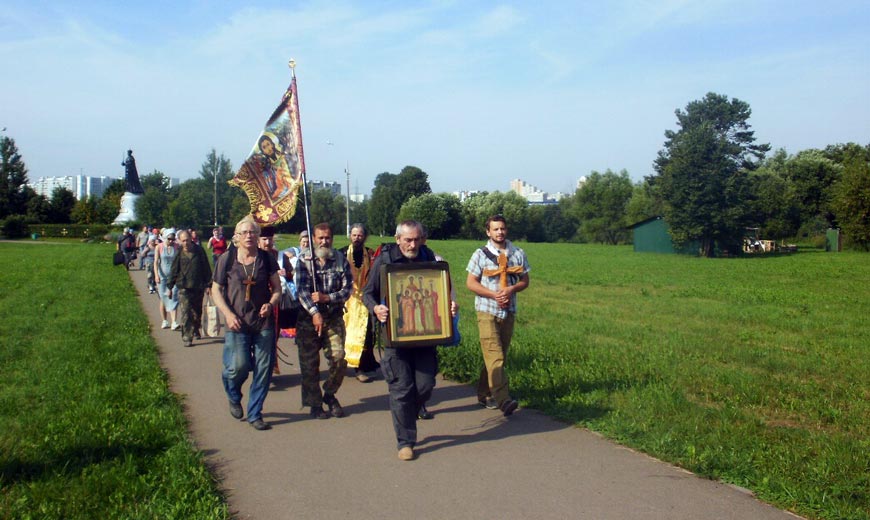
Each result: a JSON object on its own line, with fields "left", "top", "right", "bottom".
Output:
{"left": 241, "top": 260, "right": 256, "bottom": 302}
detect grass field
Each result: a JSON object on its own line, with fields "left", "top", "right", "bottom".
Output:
{"left": 0, "top": 241, "right": 229, "bottom": 519}
{"left": 2, "top": 238, "right": 868, "bottom": 520}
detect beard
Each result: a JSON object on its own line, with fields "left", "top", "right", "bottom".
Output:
{"left": 315, "top": 246, "right": 334, "bottom": 260}
{"left": 400, "top": 248, "right": 419, "bottom": 260}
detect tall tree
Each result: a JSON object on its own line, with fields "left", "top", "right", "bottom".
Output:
{"left": 0, "top": 135, "right": 30, "bottom": 218}
{"left": 784, "top": 149, "right": 842, "bottom": 227}
{"left": 48, "top": 187, "right": 76, "bottom": 224}
{"left": 200, "top": 149, "right": 235, "bottom": 226}
{"left": 572, "top": 169, "right": 634, "bottom": 244}
{"left": 830, "top": 151, "right": 870, "bottom": 250}
{"left": 366, "top": 166, "right": 431, "bottom": 236}
{"left": 460, "top": 191, "right": 528, "bottom": 240}
{"left": 652, "top": 93, "right": 768, "bottom": 256}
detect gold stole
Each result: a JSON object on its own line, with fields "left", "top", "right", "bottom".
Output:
{"left": 343, "top": 244, "right": 372, "bottom": 368}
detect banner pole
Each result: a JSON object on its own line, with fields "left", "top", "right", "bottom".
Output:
{"left": 289, "top": 59, "right": 318, "bottom": 293}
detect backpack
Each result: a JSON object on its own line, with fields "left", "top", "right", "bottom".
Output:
{"left": 123, "top": 235, "right": 135, "bottom": 252}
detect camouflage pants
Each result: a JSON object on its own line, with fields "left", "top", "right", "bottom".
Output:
{"left": 296, "top": 312, "right": 347, "bottom": 407}
{"left": 177, "top": 288, "right": 205, "bottom": 342}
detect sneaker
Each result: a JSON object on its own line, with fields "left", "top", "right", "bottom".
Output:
{"left": 183, "top": 340, "right": 193, "bottom": 348}
{"left": 310, "top": 405, "right": 329, "bottom": 420}
{"left": 161, "top": 320, "right": 170, "bottom": 329}
{"left": 149, "top": 288, "right": 156, "bottom": 294}
{"left": 323, "top": 394, "right": 345, "bottom": 418}
{"left": 229, "top": 401, "right": 243, "bottom": 419}
{"left": 171, "top": 321, "right": 179, "bottom": 330}
{"left": 398, "top": 447, "right": 415, "bottom": 461}
{"left": 500, "top": 398, "right": 519, "bottom": 417}
{"left": 356, "top": 372, "right": 372, "bottom": 383}
{"left": 478, "top": 397, "right": 498, "bottom": 410}
{"left": 250, "top": 419, "right": 272, "bottom": 431}
{"left": 193, "top": 331, "right": 201, "bottom": 340}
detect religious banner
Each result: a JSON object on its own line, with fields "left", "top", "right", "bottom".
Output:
{"left": 229, "top": 75, "right": 305, "bottom": 225}
{"left": 380, "top": 261, "right": 454, "bottom": 348}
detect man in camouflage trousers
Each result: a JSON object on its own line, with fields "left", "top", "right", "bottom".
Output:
{"left": 295, "top": 223, "right": 354, "bottom": 419}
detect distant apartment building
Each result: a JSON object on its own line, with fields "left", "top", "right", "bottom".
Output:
{"left": 453, "top": 189, "right": 481, "bottom": 202}
{"left": 510, "top": 178, "right": 565, "bottom": 205}
{"left": 308, "top": 180, "right": 342, "bottom": 196}
{"left": 30, "top": 175, "right": 117, "bottom": 200}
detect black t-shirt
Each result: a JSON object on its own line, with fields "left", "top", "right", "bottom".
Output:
{"left": 214, "top": 249, "right": 279, "bottom": 332}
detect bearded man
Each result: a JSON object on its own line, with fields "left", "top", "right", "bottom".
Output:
{"left": 295, "top": 223, "right": 353, "bottom": 419}
{"left": 339, "top": 223, "right": 380, "bottom": 382}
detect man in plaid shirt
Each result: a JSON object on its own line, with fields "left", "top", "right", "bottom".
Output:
{"left": 295, "top": 222, "right": 354, "bottom": 419}
{"left": 466, "top": 215, "right": 530, "bottom": 417}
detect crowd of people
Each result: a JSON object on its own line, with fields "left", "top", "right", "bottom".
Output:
{"left": 131, "top": 214, "right": 531, "bottom": 461}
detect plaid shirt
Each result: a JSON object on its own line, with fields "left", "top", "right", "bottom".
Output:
{"left": 466, "top": 239, "right": 530, "bottom": 319}
{"left": 295, "top": 250, "right": 353, "bottom": 317}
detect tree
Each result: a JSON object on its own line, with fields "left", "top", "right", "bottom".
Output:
{"left": 830, "top": 151, "right": 870, "bottom": 250}
{"left": 95, "top": 179, "right": 126, "bottom": 224}
{"left": 624, "top": 179, "right": 664, "bottom": 229}
{"left": 460, "top": 191, "right": 529, "bottom": 240}
{"left": 396, "top": 193, "right": 462, "bottom": 239}
{"left": 652, "top": 93, "right": 768, "bottom": 256}
{"left": 784, "top": 149, "right": 842, "bottom": 228}
{"left": 745, "top": 150, "right": 801, "bottom": 239}
{"left": 0, "top": 135, "right": 30, "bottom": 219}
{"left": 25, "top": 189, "right": 50, "bottom": 223}
{"left": 200, "top": 149, "right": 235, "bottom": 226}
{"left": 526, "top": 204, "right": 576, "bottom": 243}
{"left": 141, "top": 170, "right": 170, "bottom": 192}
{"left": 309, "top": 188, "right": 345, "bottom": 232}
{"left": 48, "top": 187, "right": 76, "bottom": 224}
{"left": 135, "top": 187, "right": 170, "bottom": 226}
{"left": 71, "top": 196, "right": 99, "bottom": 225}
{"left": 572, "top": 169, "right": 634, "bottom": 244}
{"left": 366, "top": 166, "right": 432, "bottom": 236}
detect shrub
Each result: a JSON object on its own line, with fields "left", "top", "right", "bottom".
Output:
{"left": 1, "top": 215, "right": 30, "bottom": 238}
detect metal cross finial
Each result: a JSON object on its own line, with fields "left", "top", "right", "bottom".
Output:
{"left": 288, "top": 59, "right": 296, "bottom": 70}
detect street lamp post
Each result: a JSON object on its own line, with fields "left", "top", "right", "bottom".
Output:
{"left": 345, "top": 161, "right": 351, "bottom": 238}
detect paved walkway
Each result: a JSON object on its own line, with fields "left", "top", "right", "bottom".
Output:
{"left": 129, "top": 268, "right": 801, "bottom": 519}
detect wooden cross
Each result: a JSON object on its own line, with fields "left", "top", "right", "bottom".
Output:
{"left": 482, "top": 252, "right": 523, "bottom": 288}
{"left": 242, "top": 277, "right": 256, "bottom": 301}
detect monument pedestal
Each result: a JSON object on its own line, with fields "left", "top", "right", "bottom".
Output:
{"left": 112, "top": 192, "right": 141, "bottom": 226}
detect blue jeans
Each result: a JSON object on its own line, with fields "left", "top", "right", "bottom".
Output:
{"left": 381, "top": 346, "right": 437, "bottom": 449}
{"left": 222, "top": 328, "right": 275, "bottom": 423}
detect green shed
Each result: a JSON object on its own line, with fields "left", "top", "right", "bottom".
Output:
{"left": 628, "top": 216, "right": 699, "bottom": 255}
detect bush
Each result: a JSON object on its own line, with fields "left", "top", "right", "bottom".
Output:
{"left": 1, "top": 215, "right": 30, "bottom": 239}
{"left": 27, "top": 223, "right": 111, "bottom": 239}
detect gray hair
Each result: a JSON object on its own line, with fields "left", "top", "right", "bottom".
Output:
{"left": 350, "top": 223, "right": 367, "bottom": 236}
{"left": 395, "top": 220, "right": 426, "bottom": 239}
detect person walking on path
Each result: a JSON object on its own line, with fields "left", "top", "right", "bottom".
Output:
{"left": 466, "top": 214, "right": 530, "bottom": 417}
{"left": 339, "top": 223, "right": 380, "bottom": 383}
{"left": 363, "top": 220, "right": 458, "bottom": 461}
{"left": 167, "top": 230, "right": 212, "bottom": 347}
{"left": 135, "top": 225, "right": 149, "bottom": 270}
{"left": 211, "top": 215, "right": 282, "bottom": 431}
{"left": 207, "top": 226, "right": 227, "bottom": 266}
{"left": 154, "top": 228, "right": 180, "bottom": 330}
{"left": 295, "top": 223, "right": 353, "bottom": 420}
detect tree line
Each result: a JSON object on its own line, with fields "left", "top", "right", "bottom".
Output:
{"left": 3, "top": 92, "right": 868, "bottom": 250}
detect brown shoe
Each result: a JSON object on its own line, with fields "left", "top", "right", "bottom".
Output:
{"left": 398, "top": 447, "right": 415, "bottom": 461}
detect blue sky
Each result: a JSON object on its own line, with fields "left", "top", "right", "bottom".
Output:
{"left": 2, "top": 1, "right": 868, "bottom": 196}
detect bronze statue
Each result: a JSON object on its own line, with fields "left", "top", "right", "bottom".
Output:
{"left": 122, "top": 150, "right": 144, "bottom": 194}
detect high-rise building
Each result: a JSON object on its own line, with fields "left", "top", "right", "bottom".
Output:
{"left": 30, "top": 175, "right": 117, "bottom": 200}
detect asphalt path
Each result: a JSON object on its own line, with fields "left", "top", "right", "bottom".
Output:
{"left": 129, "top": 267, "right": 802, "bottom": 520}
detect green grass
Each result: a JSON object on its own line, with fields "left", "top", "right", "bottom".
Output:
{"left": 0, "top": 242, "right": 228, "bottom": 520}
{"left": 431, "top": 240, "right": 870, "bottom": 520}
{"left": 2, "top": 239, "right": 868, "bottom": 520}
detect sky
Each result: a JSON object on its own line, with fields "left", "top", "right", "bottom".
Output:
{"left": 2, "top": 0, "right": 868, "bottom": 196}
